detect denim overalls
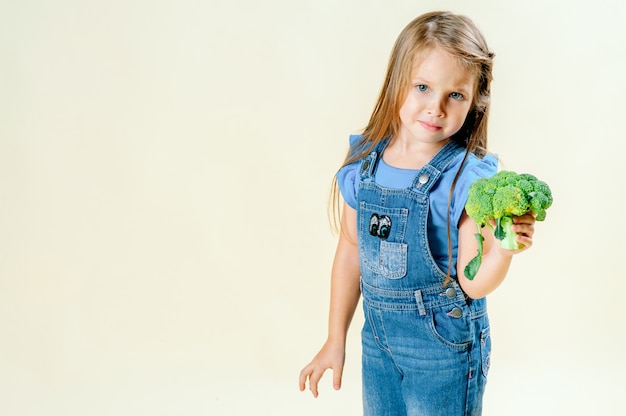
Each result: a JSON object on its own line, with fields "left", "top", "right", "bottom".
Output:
{"left": 357, "top": 140, "right": 491, "bottom": 416}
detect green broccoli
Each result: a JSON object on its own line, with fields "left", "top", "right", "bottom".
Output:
{"left": 463, "top": 170, "right": 553, "bottom": 280}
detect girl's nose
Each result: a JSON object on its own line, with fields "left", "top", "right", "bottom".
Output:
{"left": 427, "top": 97, "right": 444, "bottom": 117}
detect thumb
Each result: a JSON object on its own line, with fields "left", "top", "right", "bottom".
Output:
{"left": 332, "top": 365, "right": 344, "bottom": 391}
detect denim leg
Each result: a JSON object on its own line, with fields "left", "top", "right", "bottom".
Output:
{"left": 361, "top": 304, "right": 487, "bottom": 416}
{"left": 399, "top": 351, "right": 471, "bottom": 416}
{"left": 399, "top": 312, "right": 488, "bottom": 416}
{"left": 362, "top": 308, "right": 406, "bottom": 416}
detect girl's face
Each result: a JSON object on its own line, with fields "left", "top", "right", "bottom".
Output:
{"left": 397, "top": 46, "right": 476, "bottom": 146}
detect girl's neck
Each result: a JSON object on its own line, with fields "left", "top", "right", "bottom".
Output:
{"left": 382, "top": 137, "right": 450, "bottom": 170}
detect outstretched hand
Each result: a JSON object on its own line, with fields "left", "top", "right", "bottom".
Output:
{"left": 299, "top": 340, "right": 346, "bottom": 398}
{"left": 458, "top": 210, "right": 538, "bottom": 297}
{"left": 507, "top": 212, "right": 536, "bottom": 253}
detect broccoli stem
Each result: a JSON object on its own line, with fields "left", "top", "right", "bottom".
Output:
{"left": 495, "top": 216, "right": 520, "bottom": 250}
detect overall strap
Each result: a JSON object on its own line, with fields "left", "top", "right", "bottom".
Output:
{"left": 359, "top": 138, "right": 390, "bottom": 182}
{"left": 410, "top": 141, "right": 465, "bottom": 194}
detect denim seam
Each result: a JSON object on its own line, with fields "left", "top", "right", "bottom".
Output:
{"left": 464, "top": 350, "right": 473, "bottom": 416}
{"left": 375, "top": 308, "right": 405, "bottom": 378}
{"left": 366, "top": 307, "right": 388, "bottom": 353}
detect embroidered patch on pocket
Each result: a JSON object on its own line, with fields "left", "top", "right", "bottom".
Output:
{"left": 369, "top": 214, "right": 392, "bottom": 239}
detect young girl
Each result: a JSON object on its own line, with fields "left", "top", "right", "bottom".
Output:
{"left": 299, "top": 11, "right": 536, "bottom": 416}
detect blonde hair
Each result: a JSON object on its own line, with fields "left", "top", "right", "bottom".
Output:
{"left": 330, "top": 11, "right": 495, "bottom": 283}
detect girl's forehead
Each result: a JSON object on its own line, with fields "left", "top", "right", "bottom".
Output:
{"left": 411, "top": 47, "right": 466, "bottom": 71}
{"left": 409, "top": 47, "right": 477, "bottom": 86}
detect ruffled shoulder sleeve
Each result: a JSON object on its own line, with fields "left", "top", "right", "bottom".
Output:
{"left": 450, "top": 153, "right": 498, "bottom": 227}
{"left": 335, "top": 134, "right": 364, "bottom": 210}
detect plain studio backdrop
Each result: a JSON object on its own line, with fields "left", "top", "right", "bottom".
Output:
{"left": 1, "top": 0, "right": 624, "bottom": 415}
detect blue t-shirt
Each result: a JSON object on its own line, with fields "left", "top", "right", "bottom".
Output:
{"left": 337, "top": 135, "right": 498, "bottom": 273}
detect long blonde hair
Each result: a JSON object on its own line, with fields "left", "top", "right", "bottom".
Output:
{"left": 330, "top": 11, "right": 495, "bottom": 282}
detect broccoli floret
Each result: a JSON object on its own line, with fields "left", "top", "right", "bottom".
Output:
{"left": 464, "top": 177, "right": 495, "bottom": 228}
{"left": 492, "top": 185, "right": 529, "bottom": 248}
{"left": 463, "top": 170, "right": 553, "bottom": 280}
{"left": 528, "top": 180, "right": 553, "bottom": 221}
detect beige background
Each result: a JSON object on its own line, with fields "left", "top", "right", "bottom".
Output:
{"left": 1, "top": 0, "right": 624, "bottom": 415}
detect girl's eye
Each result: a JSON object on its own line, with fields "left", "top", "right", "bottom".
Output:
{"left": 449, "top": 92, "right": 464, "bottom": 100}
{"left": 416, "top": 84, "right": 429, "bottom": 92}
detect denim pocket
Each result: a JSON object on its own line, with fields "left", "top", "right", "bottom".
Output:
{"left": 427, "top": 305, "right": 472, "bottom": 350}
{"left": 480, "top": 326, "right": 491, "bottom": 377}
{"left": 379, "top": 241, "right": 407, "bottom": 279}
{"left": 359, "top": 203, "right": 409, "bottom": 279}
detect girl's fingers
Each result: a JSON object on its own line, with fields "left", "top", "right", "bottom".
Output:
{"left": 512, "top": 215, "right": 535, "bottom": 238}
{"left": 512, "top": 223, "right": 534, "bottom": 237}
{"left": 333, "top": 366, "right": 343, "bottom": 391}
{"left": 308, "top": 368, "right": 324, "bottom": 398}
{"left": 298, "top": 366, "right": 310, "bottom": 392}
{"left": 299, "top": 364, "right": 342, "bottom": 397}
{"left": 299, "top": 365, "right": 323, "bottom": 398}
{"left": 516, "top": 234, "right": 532, "bottom": 249}
{"left": 513, "top": 213, "right": 535, "bottom": 225}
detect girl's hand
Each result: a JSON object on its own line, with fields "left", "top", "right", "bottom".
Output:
{"left": 458, "top": 210, "right": 537, "bottom": 298}
{"left": 486, "top": 212, "right": 536, "bottom": 256}
{"left": 299, "top": 340, "right": 346, "bottom": 398}
{"left": 508, "top": 212, "right": 536, "bottom": 254}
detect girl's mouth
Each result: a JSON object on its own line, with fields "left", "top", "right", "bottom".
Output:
{"left": 419, "top": 121, "right": 442, "bottom": 131}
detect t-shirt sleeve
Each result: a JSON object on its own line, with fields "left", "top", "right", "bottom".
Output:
{"left": 450, "top": 154, "right": 498, "bottom": 227}
{"left": 336, "top": 162, "right": 359, "bottom": 209}
{"left": 336, "top": 134, "right": 364, "bottom": 210}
